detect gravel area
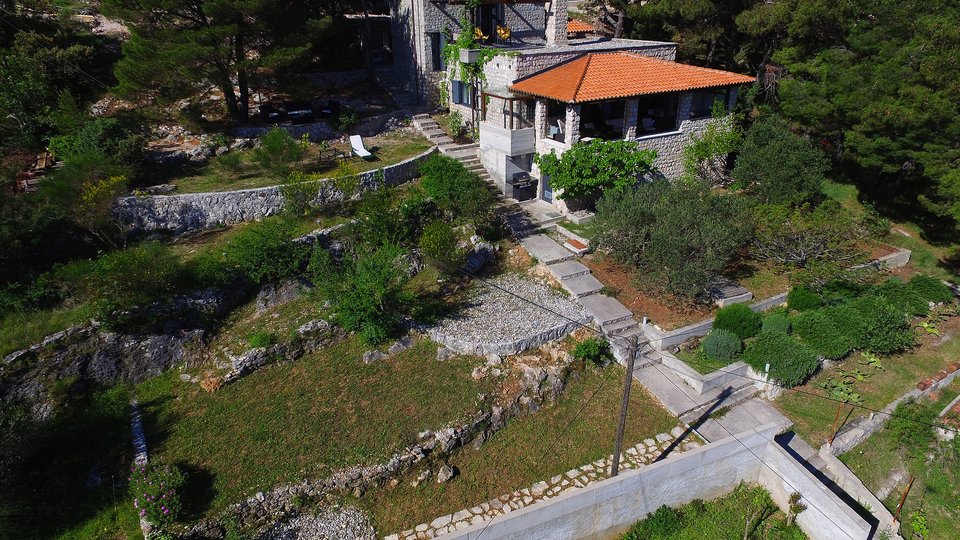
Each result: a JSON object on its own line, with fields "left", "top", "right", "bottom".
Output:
{"left": 427, "top": 274, "right": 591, "bottom": 356}
{"left": 256, "top": 506, "right": 375, "bottom": 540}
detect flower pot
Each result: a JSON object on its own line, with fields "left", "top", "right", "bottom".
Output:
{"left": 459, "top": 48, "right": 481, "bottom": 64}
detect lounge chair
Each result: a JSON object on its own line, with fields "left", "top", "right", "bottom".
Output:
{"left": 350, "top": 135, "right": 374, "bottom": 160}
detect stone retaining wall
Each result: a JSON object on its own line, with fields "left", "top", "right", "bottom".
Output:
{"left": 114, "top": 147, "right": 436, "bottom": 234}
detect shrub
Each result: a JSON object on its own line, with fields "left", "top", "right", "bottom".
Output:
{"left": 335, "top": 106, "right": 359, "bottom": 133}
{"left": 280, "top": 171, "right": 318, "bottom": 217}
{"left": 713, "top": 303, "right": 761, "bottom": 340}
{"left": 742, "top": 331, "right": 819, "bottom": 387}
{"left": 418, "top": 220, "right": 465, "bottom": 274}
{"left": 731, "top": 114, "right": 828, "bottom": 206}
{"left": 572, "top": 337, "right": 612, "bottom": 366}
{"left": 309, "top": 243, "right": 412, "bottom": 345}
{"left": 787, "top": 286, "right": 821, "bottom": 311}
{"left": 874, "top": 277, "right": 929, "bottom": 316}
{"left": 248, "top": 331, "right": 275, "bottom": 348}
{"left": 212, "top": 151, "right": 243, "bottom": 179}
{"left": 419, "top": 154, "right": 495, "bottom": 222}
{"left": 852, "top": 296, "right": 915, "bottom": 354}
{"left": 225, "top": 218, "right": 308, "bottom": 284}
{"left": 752, "top": 202, "right": 864, "bottom": 271}
{"left": 701, "top": 328, "right": 742, "bottom": 362}
{"left": 83, "top": 243, "right": 187, "bottom": 325}
{"left": 623, "top": 504, "right": 683, "bottom": 539}
{"left": 907, "top": 274, "right": 954, "bottom": 304}
{"left": 354, "top": 186, "right": 405, "bottom": 248}
{"left": 398, "top": 187, "right": 440, "bottom": 239}
{"left": 447, "top": 110, "right": 465, "bottom": 138}
{"left": 129, "top": 463, "right": 186, "bottom": 530}
{"left": 254, "top": 127, "right": 303, "bottom": 179}
{"left": 762, "top": 312, "right": 791, "bottom": 335}
{"left": 534, "top": 138, "right": 658, "bottom": 200}
{"left": 792, "top": 307, "right": 861, "bottom": 360}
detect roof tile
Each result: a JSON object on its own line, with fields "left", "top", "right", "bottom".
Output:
{"left": 509, "top": 52, "right": 756, "bottom": 103}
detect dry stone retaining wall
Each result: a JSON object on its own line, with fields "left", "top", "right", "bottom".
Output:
{"left": 114, "top": 147, "right": 436, "bottom": 234}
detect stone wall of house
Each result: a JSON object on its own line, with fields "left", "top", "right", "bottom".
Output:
{"left": 633, "top": 116, "right": 713, "bottom": 179}
{"left": 114, "top": 147, "right": 436, "bottom": 234}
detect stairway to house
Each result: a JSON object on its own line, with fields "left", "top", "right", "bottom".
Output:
{"left": 375, "top": 68, "right": 418, "bottom": 108}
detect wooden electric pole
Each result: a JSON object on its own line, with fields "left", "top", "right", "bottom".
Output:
{"left": 611, "top": 335, "right": 638, "bottom": 477}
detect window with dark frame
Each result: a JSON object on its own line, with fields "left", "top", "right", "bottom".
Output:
{"left": 689, "top": 88, "right": 730, "bottom": 118}
{"left": 430, "top": 33, "right": 446, "bottom": 72}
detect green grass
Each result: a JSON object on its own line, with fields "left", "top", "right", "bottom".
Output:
{"left": 135, "top": 337, "right": 492, "bottom": 518}
{"left": 0, "top": 386, "right": 142, "bottom": 540}
{"left": 620, "top": 482, "right": 806, "bottom": 540}
{"left": 363, "top": 363, "right": 679, "bottom": 535}
{"left": 558, "top": 219, "right": 597, "bottom": 239}
{"left": 775, "top": 320, "right": 960, "bottom": 444}
{"left": 839, "top": 381, "right": 960, "bottom": 540}
{"left": 172, "top": 132, "right": 432, "bottom": 194}
{"left": 0, "top": 302, "right": 96, "bottom": 358}
{"left": 674, "top": 348, "right": 733, "bottom": 375}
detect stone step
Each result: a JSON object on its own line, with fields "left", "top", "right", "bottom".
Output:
{"left": 412, "top": 113, "right": 431, "bottom": 120}
{"left": 546, "top": 260, "right": 591, "bottom": 281}
{"left": 579, "top": 294, "right": 633, "bottom": 328}
{"left": 603, "top": 317, "right": 639, "bottom": 336}
{"left": 562, "top": 274, "right": 604, "bottom": 298}
{"left": 677, "top": 384, "right": 759, "bottom": 423}
{"left": 519, "top": 234, "right": 574, "bottom": 265}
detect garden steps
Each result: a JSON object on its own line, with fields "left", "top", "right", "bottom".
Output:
{"left": 579, "top": 294, "right": 633, "bottom": 328}
{"left": 560, "top": 273, "right": 604, "bottom": 298}
{"left": 603, "top": 317, "right": 640, "bottom": 336}
{"left": 546, "top": 260, "right": 591, "bottom": 281}
{"left": 441, "top": 143, "right": 480, "bottom": 159}
{"left": 520, "top": 234, "right": 575, "bottom": 265}
{"left": 633, "top": 359, "right": 756, "bottom": 419}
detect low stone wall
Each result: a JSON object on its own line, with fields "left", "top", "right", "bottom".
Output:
{"left": 114, "top": 147, "right": 436, "bottom": 234}
{"left": 438, "top": 423, "right": 873, "bottom": 540}
{"left": 657, "top": 353, "right": 754, "bottom": 395}
{"left": 828, "top": 363, "right": 960, "bottom": 456}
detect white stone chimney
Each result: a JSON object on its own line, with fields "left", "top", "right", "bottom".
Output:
{"left": 545, "top": 0, "right": 568, "bottom": 46}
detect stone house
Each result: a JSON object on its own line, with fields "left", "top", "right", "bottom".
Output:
{"left": 389, "top": 0, "right": 755, "bottom": 212}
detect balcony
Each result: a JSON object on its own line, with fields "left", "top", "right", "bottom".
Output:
{"left": 479, "top": 122, "right": 536, "bottom": 157}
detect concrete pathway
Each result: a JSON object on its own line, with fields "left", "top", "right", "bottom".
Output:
{"left": 519, "top": 234, "right": 575, "bottom": 265}
{"left": 694, "top": 398, "right": 792, "bottom": 443}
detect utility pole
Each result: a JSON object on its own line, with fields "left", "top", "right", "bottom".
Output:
{"left": 611, "top": 334, "right": 638, "bottom": 477}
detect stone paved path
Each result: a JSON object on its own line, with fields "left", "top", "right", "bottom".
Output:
{"left": 386, "top": 426, "right": 701, "bottom": 540}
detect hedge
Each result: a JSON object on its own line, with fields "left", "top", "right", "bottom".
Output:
{"left": 793, "top": 304, "right": 866, "bottom": 360}
{"left": 702, "top": 328, "right": 742, "bottom": 362}
{"left": 851, "top": 296, "right": 916, "bottom": 354}
{"left": 761, "top": 312, "right": 791, "bottom": 335}
{"left": 874, "top": 278, "right": 929, "bottom": 317}
{"left": 742, "top": 331, "right": 819, "bottom": 388}
{"left": 786, "top": 286, "right": 821, "bottom": 311}
{"left": 907, "top": 274, "right": 954, "bottom": 304}
{"left": 713, "top": 303, "right": 761, "bottom": 340}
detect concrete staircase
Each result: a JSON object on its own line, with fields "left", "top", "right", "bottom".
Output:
{"left": 375, "top": 69, "right": 418, "bottom": 107}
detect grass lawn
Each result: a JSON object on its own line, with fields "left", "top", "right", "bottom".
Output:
{"left": 171, "top": 131, "right": 432, "bottom": 194}
{"left": 0, "top": 302, "right": 96, "bottom": 358}
{"left": 775, "top": 316, "right": 960, "bottom": 445}
{"left": 620, "top": 482, "right": 806, "bottom": 540}
{"left": 135, "top": 336, "right": 493, "bottom": 519}
{"left": 363, "top": 363, "right": 679, "bottom": 535}
{"left": 839, "top": 381, "right": 960, "bottom": 540}
{"left": 674, "top": 348, "right": 732, "bottom": 375}
{"left": 0, "top": 386, "right": 142, "bottom": 540}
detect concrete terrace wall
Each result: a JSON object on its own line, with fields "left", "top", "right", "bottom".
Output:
{"left": 440, "top": 423, "right": 873, "bottom": 540}
{"left": 114, "top": 147, "right": 437, "bottom": 234}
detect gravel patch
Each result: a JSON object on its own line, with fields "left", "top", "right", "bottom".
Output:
{"left": 427, "top": 274, "right": 591, "bottom": 356}
{"left": 256, "top": 506, "right": 375, "bottom": 540}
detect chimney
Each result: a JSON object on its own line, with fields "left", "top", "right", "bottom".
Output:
{"left": 545, "top": 0, "right": 568, "bottom": 46}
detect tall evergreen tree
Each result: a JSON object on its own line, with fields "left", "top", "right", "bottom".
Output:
{"left": 102, "top": 0, "right": 324, "bottom": 122}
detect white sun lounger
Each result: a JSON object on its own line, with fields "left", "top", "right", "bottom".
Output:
{"left": 350, "top": 135, "right": 374, "bottom": 160}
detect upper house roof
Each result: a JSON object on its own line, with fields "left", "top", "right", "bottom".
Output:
{"left": 509, "top": 51, "right": 756, "bottom": 103}
{"left": 567, "top": 19, "right": 595, "bottom": 34}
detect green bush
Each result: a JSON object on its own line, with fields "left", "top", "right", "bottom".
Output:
{"left": 355, "top": 185, "right": 405, "bottom": 248}
{"left": 792, "top": 307, "right": 861, "bottom": 360}
{"left": 713, "top": 303, "right": 761, "bottom": 340}
{"left": 84, "top": 243, "right": 188, "bottom": 325}
{"left": 907, "top": 274, "right": 954, "bottom": 304}
{"left": 254, "top": 127, "right": 304, "bottom": 179}
{"left": 418, "top": 154, "right": 496, "bottom": 222}
{"left": 624, "top": 504, "right": 683, "bottom": 539}
{"left": 851, "top": 296, "right": 915, "bottom": 354}
{"left": 281, "top": 171, "right": 319, "bottom": 217}
{"left": 212, "top": 151, "right": 244, "bottom": 179}
{"left": 418, "top": 220, "right": 465, "bottom": 274}
{"left": 787, "top": 286, "right": 821, "bottom": 311}
{"left": 129, "top": 463, "right": 186, "bottom": 530}
{"left": 874, "top": 278, "right": 929, "bottom": 316}
{"left": 225, "top": 218, "right": 308, "bottom": 284}
{"left": 309, "top": 243, "right": 412, "bottom": 345}
{"left": 762, "top": 312, "right": 791, "bottom": 335}
{"left": 447, "top": 110, "right": 465, "bottom": 138}
{"left": 741, "top": 331, "right": 819, "bottom": 387}
{"left": 248, "top": 331, "right": 275, "bottom": 348}
{"left": 572, "top": 337, "right": 612, "bottom": 366}
{"left": 398, "top": 187, "right": 440, "bottom": 239}
{"left": 701, "top": 328, "right": 742, "bottom": 362}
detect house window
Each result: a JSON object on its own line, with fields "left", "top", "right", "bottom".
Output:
{"left": 430, "top": 33, "right": 447, "bottom": 71}
{"left": 452, "top": 81, "right": 473, "bottom": 106}
{"left": 690, "top": 88, "right": 730, "bottom": 118}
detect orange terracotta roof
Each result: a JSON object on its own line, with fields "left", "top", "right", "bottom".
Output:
{"left": 509, "top": 52, "right": 756, "bottom": 103}
{"left": 567, "top": 19, "right": 594, "bottom": 34}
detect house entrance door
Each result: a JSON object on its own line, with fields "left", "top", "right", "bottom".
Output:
{"left": 541, "top": 174, "right": 553, "bottom": 203}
